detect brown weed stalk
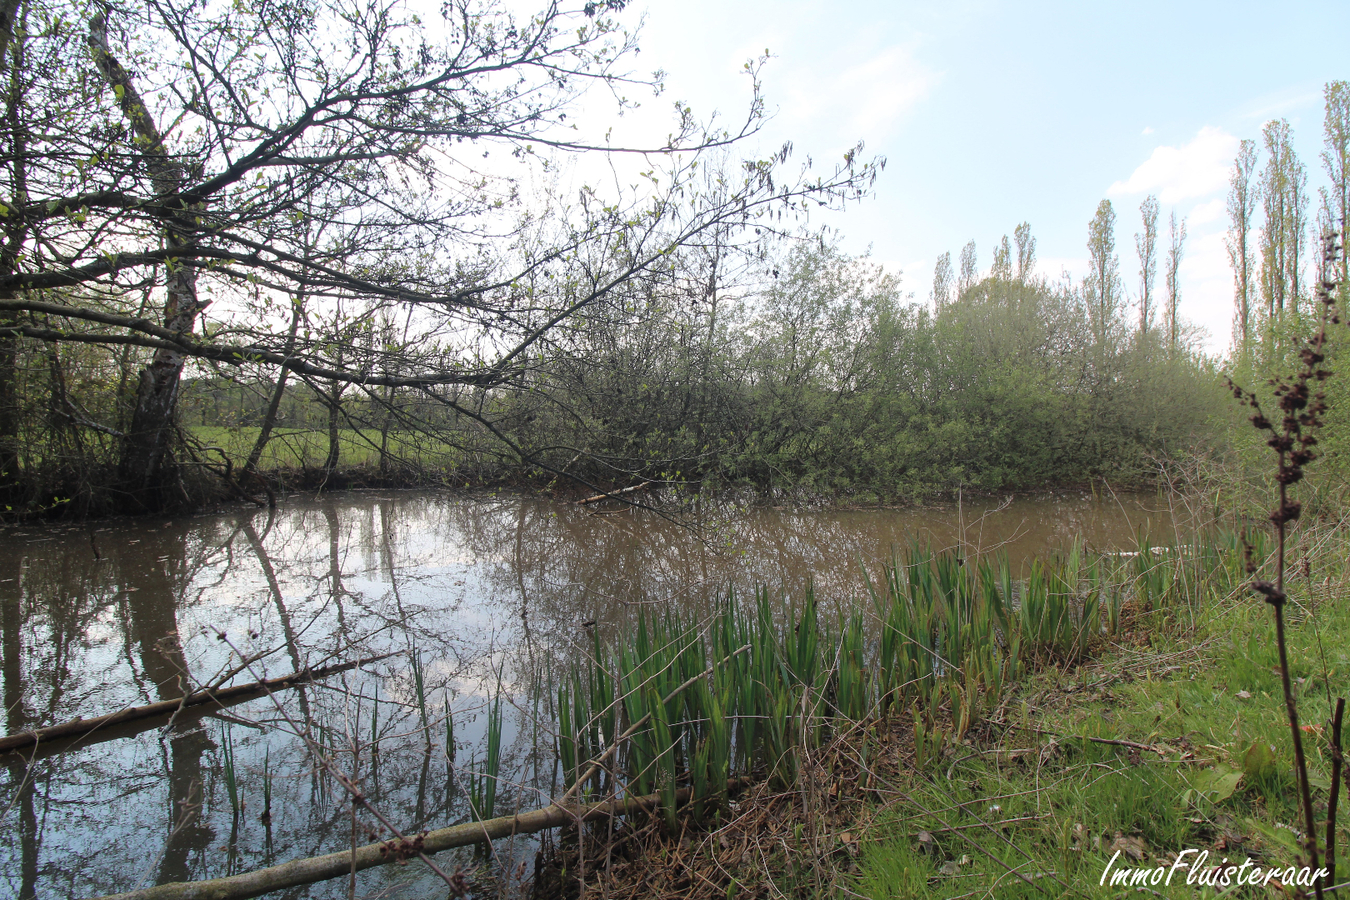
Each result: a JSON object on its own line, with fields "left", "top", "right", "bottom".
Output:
{"left": 1227, "top": 231, "right": 1346, "bottom": 900}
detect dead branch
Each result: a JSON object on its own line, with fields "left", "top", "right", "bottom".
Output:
{"left": 0, "top": 653, "right": 395, "bottom": 755}
{"left": 577, "top": 481, "right": 652, "bottom": 505}
{"left": 86, "top": 779, "right": 755, "bottom": 900}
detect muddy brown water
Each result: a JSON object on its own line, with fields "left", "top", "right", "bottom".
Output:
{"left": 0, "top": 490, "right": 1185, "bottom": 898}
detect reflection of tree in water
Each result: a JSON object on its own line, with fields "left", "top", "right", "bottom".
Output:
{"left": 123, "top": 530, "right": 215, "bottom": 885}
{"left": 416, "top": 492, "right": 1177, "bottom": 675}
{"left": 2, "top": 545, "right": 37, "bottom": 900}
{"left": 0, "top": 522, "right": 230, "bottom": 894}
{"left": 0, "top": 492, "right": 1179, "bottom": 898}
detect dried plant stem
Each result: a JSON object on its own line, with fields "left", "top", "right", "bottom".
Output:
{"left": 1230, "top": 232, "right": 1345, "bottom": 900}
{"left": 1328, "top": 697, "right": 1345, "bottom": 890}
{"left": 1269, "top": 501, "right": 1323, "bottom": 900}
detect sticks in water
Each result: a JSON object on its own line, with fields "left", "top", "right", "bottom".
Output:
{"left": 84, "top": 777, "right": 751, "bottom": 900}
{"left": 0, "top": 653, "right": 396, "bottom": 755}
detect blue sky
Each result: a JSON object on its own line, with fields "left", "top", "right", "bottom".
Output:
{"left": 623, "top": 0, "right": 1350, "bottom": 353}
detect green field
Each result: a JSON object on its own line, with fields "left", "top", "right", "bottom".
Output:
{"left": 188, "top": 426, "right": 464, "bottom": 472}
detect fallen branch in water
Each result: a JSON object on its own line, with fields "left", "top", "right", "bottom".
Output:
{"left": 576, "top": 481, "right": 650, "bottom": 505}
{"left": 0, "top": 653, "right": 396, "bottom": 755}
{"left": 86, "top": 778, "right": 755, "bottom": 900}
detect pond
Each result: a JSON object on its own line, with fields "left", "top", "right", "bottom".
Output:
{"left": 0, "top": 490, "right": 1187, "bottom": 899}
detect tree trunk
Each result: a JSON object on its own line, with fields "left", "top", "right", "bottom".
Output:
{"left": 324, "top": 384, "right": 343, "bottom": 475}
{"left": 0, "top": 0, "right": 28, "bottom": 501}
{"left": 0, "top": 324, "right": 17, "bottom": 494}
{"left": 377, "top": 386, "right": 395, "bottom": 477}
{"left": 91, "top": 779, "right": 754, "bottom": 900}
{"left": 244, "top": 299, "right": 303, "bottom": 476}
{"left": 2, "top": 549, "right": 37, "bottom": 900}
{"left": 90, "top": 14, "right": 204, "bottom": 508}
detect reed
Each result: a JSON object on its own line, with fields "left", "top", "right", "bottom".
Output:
{"left": 544, "top": 533, "right": 1254, "bottom": 835}
{"left": 221, "top": 722, "right": 241, "bottom": 820}
{"left": 444, "top": 703, "right": 455, "bottom": 763}
{"left": 260, "top": 745, "right": 273, "bottom": 827}
{"left": 469, "top": 680, "right": 505, "bottom": 821}
{"left": 410, "top": 646, "right": 430, "bottom": 741}
{"left": 369, "top": 687, "right": 379, "bottom": 757}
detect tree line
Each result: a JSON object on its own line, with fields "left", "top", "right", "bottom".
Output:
{"left": 1224, "top": 82, "right": 1347, "bottom": 350}
{"left": 0, "top": 0, "right": 1241, "bottom": 517}
{"left": 499, "top": 228, "right": 1219, "bottom": 500}
{"left": 169, "top": 221, "right": 1221, "bottom": 503}
{"left": 1221, "top": 81, "right": 1350, "bottom": 487}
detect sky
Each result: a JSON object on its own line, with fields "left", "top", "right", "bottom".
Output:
{"left": 599, "top": 0, "right": 1350, "bottom": 354}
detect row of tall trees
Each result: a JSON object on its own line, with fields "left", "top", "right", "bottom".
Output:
{"left": 1226, "top": 81, "right": 1349, "bottom": 352}
{"left": 936, "top": 194, "right": 1189, "bottom": 357}
{"left": 1219, "top": 81, "right": 1350, "bottom": 492}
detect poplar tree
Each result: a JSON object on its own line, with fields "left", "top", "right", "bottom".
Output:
{"left": 1259, "top": 119, "right": 1308, "bottom": 324}
{"left": 958, "top": 241, "right": 978, "bottom": 298}
{"left": 1014, "top": 222, "right": 1036, "bottom": 282}
{"left": 1165, "top": 211, "right": 1187, "bottom": 353}
{"left": 991, "top": 235, "right": 1013, "bottom": 281}
{"left": 1084, "top": 200, "right": 1122, "bottom": 346}
{"left": 1323, "top": 81, "right": 1350, "bottom": 292}
{"left": 1135, "top": 195, "right": 1159, "bottom": 338}
{"left": 931, "top": 252, "right": 954, "bottom": 311}
{"left": 1226, "top": 140, "right": 1260, "bottom": 349}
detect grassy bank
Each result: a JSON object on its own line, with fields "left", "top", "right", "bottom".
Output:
{"left": 524, "top": 519, "right": 1348, "bottom": 900}
{"left": 851, "top": 542, "right": 1350, "bottom": 900}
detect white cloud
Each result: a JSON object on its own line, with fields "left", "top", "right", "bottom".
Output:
{"left": 783, "top": 44, "right": 937, "bottom": 141}
{"left": 1187, "top": 198, "right": 1226, "bottom": 227}
{"left": 1239, "top": 87, "right": 1324, "bottom": 123}
{"left": 1108, "top": 126, "right": 1239, "bottom": 204}
{"left": 1141, "top": 126, "right": 1154, "bottom": 135}
{"left": 1177, "top": 228, "right": 1233, "bottom": 353}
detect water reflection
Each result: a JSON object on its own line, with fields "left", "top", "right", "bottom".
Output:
{"left": 0, "top": 490, "right": 1179, "bottom": 897}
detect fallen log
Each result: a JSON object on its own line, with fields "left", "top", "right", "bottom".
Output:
{"left": 576, "top": 481, "right": 650, "bottom": 505}
{"left": 0, "top": 653, "right": 396, "bottom": 755}
{"left": 88, "top": 779, "right": 753, "bottom": 900}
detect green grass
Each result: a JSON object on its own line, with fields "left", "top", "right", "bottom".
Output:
{"left": 850, "top": 528, "right": 1350, "bottom": 900}
{"left": 188, "top": 426, "right": 469, "bottom": 472}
